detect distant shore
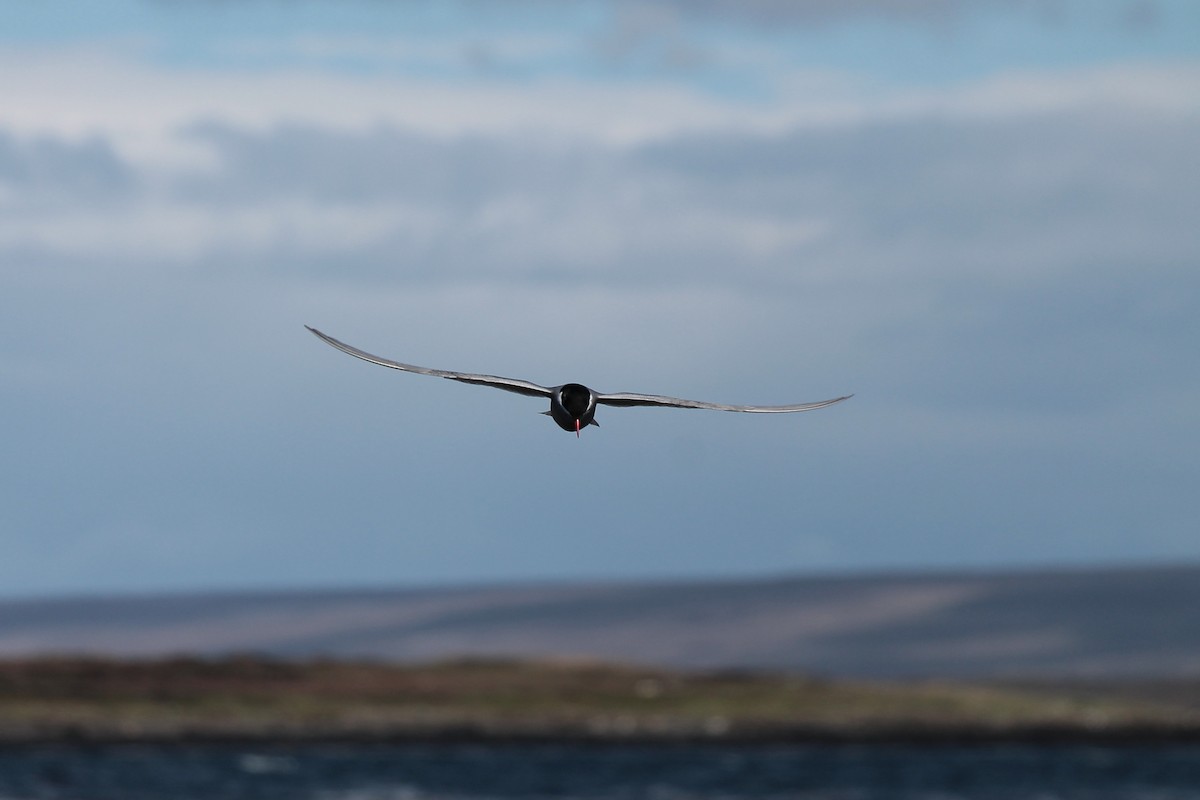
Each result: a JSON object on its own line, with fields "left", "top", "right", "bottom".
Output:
{"left": 1, "top": 656, "right": 1197, "bottom": 746}
{"left": 5, "top": 720, "right": 1200, "bottom": 747}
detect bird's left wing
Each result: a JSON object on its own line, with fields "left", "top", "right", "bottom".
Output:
{"left": 595, "top": 391, "right": 852, "bottom": 413}
{"left": 306, "top": 326, "right": 553, "bottom": 398}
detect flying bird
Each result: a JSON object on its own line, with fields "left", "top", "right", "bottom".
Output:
{"left": 306, "top": 326, "right": 851, "bottom": 437}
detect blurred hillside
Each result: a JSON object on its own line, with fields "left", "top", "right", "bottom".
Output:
{"left": 1, "top": 565, "right": 1197, "bottom": 679}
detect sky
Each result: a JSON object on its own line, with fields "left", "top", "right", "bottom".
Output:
{"left": 1, "top": 0, "right": 1197, "bottom": 598}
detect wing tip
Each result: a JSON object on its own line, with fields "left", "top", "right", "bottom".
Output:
{"left": 306, "top": 325, "right": 338, "bottom": 346}
{"left": 814, "top": 393, "right": 853, "bottom": 409}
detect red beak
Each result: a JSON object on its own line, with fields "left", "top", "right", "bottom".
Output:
{"left": 575, "top": 419, "right": 581, "bottom": 438}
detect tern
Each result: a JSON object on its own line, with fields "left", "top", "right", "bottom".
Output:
{"left": 306, "top": 326, "right": 851, "bottom": 436}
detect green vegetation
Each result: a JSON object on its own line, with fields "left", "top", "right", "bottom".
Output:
{"left": 0, "top": 656, "right": 1195, "bottom": 742}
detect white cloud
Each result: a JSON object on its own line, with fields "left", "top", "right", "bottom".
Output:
{"left": 0, "top": 200, "right": 439, "bottom": 264}
{"left": 3, "top": 41, "right": 1196, "bottom": 169}
{"left": 900, "top": 63, "right": 1200, "bottom": 118}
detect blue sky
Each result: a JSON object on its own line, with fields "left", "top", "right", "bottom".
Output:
{"left": 1, "top": 0, "right": 1198, "bottom": 598}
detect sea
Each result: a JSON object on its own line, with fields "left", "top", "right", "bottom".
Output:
{"left": 1, "top": 742, "right": 1199, "bottom": 800}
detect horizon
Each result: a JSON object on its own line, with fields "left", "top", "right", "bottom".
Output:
{"left": 3, "top": 557, "right": 1195, "bottom": 604}
{"left": 3, "top": 559, "right": 1199, "bottom": 679}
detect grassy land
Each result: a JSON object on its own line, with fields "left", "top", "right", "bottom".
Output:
{"left": 0, "top": 656, "right": 1196, "bottom": 743}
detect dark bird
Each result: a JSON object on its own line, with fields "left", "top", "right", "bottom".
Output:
{"left": 306, "top": 326, "right": 851, "bottom": 437}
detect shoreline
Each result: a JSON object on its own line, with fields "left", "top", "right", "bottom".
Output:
{"left": 2, "top": 656, "right": 1197, "bottom": 747}
{"left": 4, "top": 720, "right": 1200, "bottom": 747}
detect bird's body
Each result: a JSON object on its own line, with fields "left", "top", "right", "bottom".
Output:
{"left": 306, "top": 326, "right": 850, "bottom": 436}
{"left": 549, "top": 383, "right": 599, "bottom": 434}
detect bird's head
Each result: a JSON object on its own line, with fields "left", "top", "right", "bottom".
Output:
{"left": 550, "top": 383, "right": 597, "bottom": 436}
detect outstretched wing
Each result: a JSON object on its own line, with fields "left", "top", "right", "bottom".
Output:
{"left": 595, "top": 391, "right": 852, "bottom": 413}
{"left": 306, "top": 326, "right": 553, "bottom": 398}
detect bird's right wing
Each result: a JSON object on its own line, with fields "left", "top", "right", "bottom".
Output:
{"left": 306, "top": 326, "right": 553, "bottom": 398}
{"left": 596, "top": 391, "right": 852, "bottom": 413}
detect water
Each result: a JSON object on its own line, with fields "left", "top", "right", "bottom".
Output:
{"left": 0, "top": 742, "right": 1198, "bottom": 799}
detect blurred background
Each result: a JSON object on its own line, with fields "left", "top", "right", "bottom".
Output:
{"left": 3, "top": 9, "right": 1200, "bottom": 799}
{"left": 1, "top": 0, "right": 1197, "bottom": 605}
